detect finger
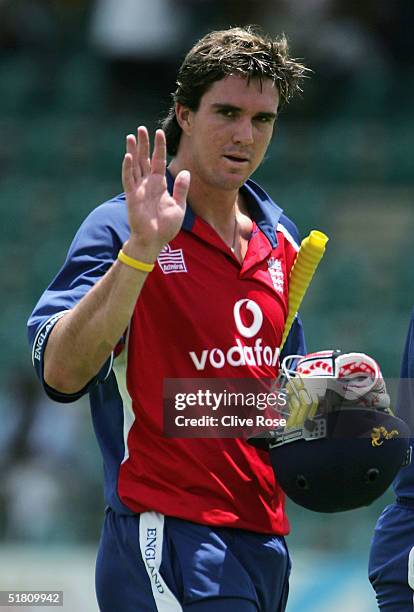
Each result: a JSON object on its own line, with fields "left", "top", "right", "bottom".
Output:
{"left": 151, "top": 129, "right": 167, "bottom": 175}
{"left": 295, "top": 391, "right": 310, "bottom": 425}
{"left": 172, "top": 170, "right": 191, "bottom": 209}
{"left": 287, "top": 386, "right": 315, "bottom": 428}
{"left": 122, "top": 153, "right": 135, "bottom": 193}
{"left": 287, "top": 395, "right": 300, "bottom": 428}
{"left": 286, "top": 378, "right": 304, "bottom": 399}
{"left": 286, "top": 410, "right": 299, "bottom": 429}
{"left": 307, "top": 394, "right": 319, "bottom": 419}
{"left": 137, "top": 126, "right": 150, "bottom": 176}
{"left": 126, "top": 134, "right": 140, "bottom": 181}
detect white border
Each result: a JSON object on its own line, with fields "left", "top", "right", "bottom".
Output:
{"left": 112, "top": 331, "right": 135, "bottom": 464}
{"left": 277, "top": 223, "right": 300, "bottom": 252}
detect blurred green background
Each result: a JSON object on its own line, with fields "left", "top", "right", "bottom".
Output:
{"left": 0, "top": 1, "right": 413, "bottom": 610}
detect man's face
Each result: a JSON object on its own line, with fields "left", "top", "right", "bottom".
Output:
{"left": 178, "top": 75, "right": 279, "bottom": 191}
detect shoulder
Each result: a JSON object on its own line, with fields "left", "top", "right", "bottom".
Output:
{"left": 69, "top": 193, "right": 129, "bottom": 250}
{"left": 81, "top": 192, "right": 128, "bottom": 231}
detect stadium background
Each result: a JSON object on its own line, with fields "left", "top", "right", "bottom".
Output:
{"left": 0, "top": 1, "right": 413, "bottom": 609}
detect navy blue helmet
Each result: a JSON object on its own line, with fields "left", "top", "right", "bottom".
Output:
{"left": 249, "top": 350, "right": 411, "bottom": 512}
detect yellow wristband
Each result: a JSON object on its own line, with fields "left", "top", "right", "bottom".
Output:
{"left": 118, "top": 249, "right": 155, "bottom": 273}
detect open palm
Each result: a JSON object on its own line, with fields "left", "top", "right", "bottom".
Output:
{"left": 122, "top": 126, "right": 190, "bottom": 256}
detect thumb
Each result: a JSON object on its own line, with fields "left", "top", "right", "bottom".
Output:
{"left": 172, "top": 170, "right": 191, "bottom": 208}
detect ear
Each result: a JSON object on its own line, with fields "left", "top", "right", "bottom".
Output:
{"left": 175, "top": 102, "right": 193, "bottom": 136}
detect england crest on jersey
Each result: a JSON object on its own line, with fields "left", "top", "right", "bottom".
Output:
{"left": 267, "top": 258, "right": 284, "bottom": 294}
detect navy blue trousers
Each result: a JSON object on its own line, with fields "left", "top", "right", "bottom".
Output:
{"left": 95, "top": 508, "right": 291, "bottom": 611}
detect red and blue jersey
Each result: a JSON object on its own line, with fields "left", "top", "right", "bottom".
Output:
{"left": 27, "top": 172, "right": 305, "bottom": 535}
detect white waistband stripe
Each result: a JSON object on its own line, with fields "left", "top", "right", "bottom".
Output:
{"left": 139, "top": 512, "right": 183, "bottom": 611}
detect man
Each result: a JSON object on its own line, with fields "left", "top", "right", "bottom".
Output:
{"left": 369, "top": 310, "right": 414, "bottom": 610}
{"left": 28, "top": 27, "right": 308, "bottom": 611}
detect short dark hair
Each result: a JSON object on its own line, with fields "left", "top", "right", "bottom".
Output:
{"left": 161, "top": 26, "right": 309, "bottom": 156}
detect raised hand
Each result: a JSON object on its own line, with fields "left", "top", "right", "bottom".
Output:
{"left": 122, "top": 126, "right": 190, "bottom": 262}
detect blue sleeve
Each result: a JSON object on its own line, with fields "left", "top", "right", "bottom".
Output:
{"left": 27, "top": 196, "right": 129, "bottom": 403}
{"left": 280, "top": 315, "right": 307, "bottom": 362}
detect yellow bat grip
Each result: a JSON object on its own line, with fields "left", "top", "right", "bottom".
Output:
{"left": 280, "top": 230, "right": 329, "bottom": 352}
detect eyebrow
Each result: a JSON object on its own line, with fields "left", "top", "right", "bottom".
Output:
{"left": 211, "top": 103, "right": 277, "bottom": 120}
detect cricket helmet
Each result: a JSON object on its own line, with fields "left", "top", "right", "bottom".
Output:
{"left": 249, "top": 350, "right": 411, "bottom": 512}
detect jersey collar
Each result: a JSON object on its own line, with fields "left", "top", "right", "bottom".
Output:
{"left": 166, "top": 170, "right": 283, "bottom": 247}
{"left": 241, "top": 179, "right": 283, "bottom": 248}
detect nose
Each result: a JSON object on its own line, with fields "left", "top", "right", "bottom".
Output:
{"left": 232, "top": 118, "right": 254, "bottom": 145}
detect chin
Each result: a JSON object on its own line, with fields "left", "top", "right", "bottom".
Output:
{"left": 213, "top": 171, "right": 248, "bottom": 191}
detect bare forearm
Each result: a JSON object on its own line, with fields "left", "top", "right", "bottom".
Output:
{"left": 44, "top": 240, "right": 159, "bottom": 394}
{"left": 43, "top": 127, "right": 189, "bottom": 394}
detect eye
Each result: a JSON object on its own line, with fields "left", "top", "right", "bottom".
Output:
{"left": 218, "top": 108, "right": 238, "bottom": 118}
{"left": 255, "top": 115, "right": 274, "bottom": 124}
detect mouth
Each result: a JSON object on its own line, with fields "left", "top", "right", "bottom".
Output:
{"left": 223, "top": 154, "right": 250, "bottom": 165}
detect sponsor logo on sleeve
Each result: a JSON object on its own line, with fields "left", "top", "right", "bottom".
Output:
{"left": 157, "top": 244, "right": 187, "bottom": 274}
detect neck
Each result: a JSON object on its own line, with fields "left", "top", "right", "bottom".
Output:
{"left": 168, "top": 160, "right": 244, "bottom": 227}
{"left": 168, "top": 158, "right": 254, "bottom": 260}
